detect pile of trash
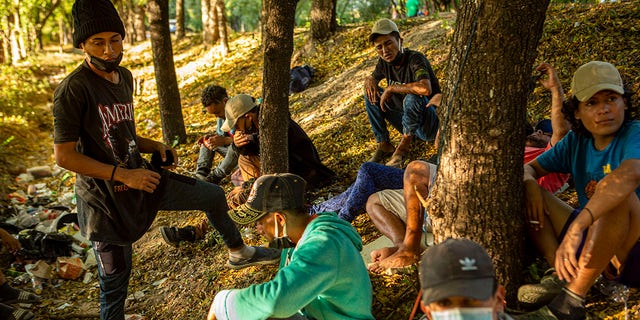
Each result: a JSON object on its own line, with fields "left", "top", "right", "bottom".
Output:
{"left": 1, "top": 164, "right": 95, "bottom": 299}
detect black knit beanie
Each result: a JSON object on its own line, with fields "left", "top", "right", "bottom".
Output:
{"left": 72, "top": 0, "right": 126, "bottom": 48}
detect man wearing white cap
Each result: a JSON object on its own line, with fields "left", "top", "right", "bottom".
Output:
{"left": 364, "top": 18, "right": 441, "bottom": 168}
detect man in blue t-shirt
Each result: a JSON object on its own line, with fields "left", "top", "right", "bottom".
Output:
{"left": 519, "top": 61, "right": 640, "bottom": 320}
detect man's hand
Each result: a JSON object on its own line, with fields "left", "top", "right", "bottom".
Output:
{"left": 379, "top": 87, "right": 394, "bottom": 112}
{"left": 233, "top": 131, "right": 253, "bottom": 148}
{"left": 153, "top": 142, "right": 178, "bottom": 170}
{"left": 364, "top": 76, "right": 380, "bottom": 105}
{"left": 524, "top": 179, "right": 547, "bottom": 231}
{"left": 204, "top": 135, "right": 227, "bottom": 150}
{"left": 117, "top": 168, "right": 162, "bottom": 193}
{"left": 535, "top": 63, "right": 561, "bottom": 92}
{"left": 427, "top": 93, "right": 442, "bottom": 108}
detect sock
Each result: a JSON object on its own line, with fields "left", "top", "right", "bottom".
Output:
{"left": 548, "top": 287, "right": 586, "bottom": 320}
{"left": 0, "top": 282, "right": 19, "bottom": 300}
{"left": 228, "top": 245, "right": 255, "bottom": 262}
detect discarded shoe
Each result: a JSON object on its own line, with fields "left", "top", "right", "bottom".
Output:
{"left": 159, "top": 226, "right": 196, "bottom": 247}
{"left": 368, "top": 149, "right": 393, "bottom": 163}
{"left": 226, "top": 246, "right": 281, "bottom": 270}
{"left": 517, "top": 270, "right": 564, "bottom": 310}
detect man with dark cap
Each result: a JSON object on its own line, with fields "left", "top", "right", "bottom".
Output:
{"left": 53, "top": 1, "right": 279, "bottom": 319}
{"left": 364, "top": 18, "right": 441, "bottom": 168}
{"left": 418, "top": 238, "right": 513, "bottom": 320}
{"left": 207, "top": 173, "right": 374, "bottom": 320}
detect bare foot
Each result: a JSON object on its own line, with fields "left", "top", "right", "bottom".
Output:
{"left": 370, "top": 246, "right": 398, "bottom": 263}
{"left": 377, "top": 249, "right": 419, "bottom": 270}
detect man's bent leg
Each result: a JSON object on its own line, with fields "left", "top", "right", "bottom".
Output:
{"left": 94, "top": 242, "right": 132, "bottom": 320}
{"left": 196, "top": 145, "right": 215, "bottom": 177}
{"left": 159, "top": 173, "right": 244, "bottom": 249}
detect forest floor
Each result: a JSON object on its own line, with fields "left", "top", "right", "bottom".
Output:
{"left": 1, "top": 2, "right": 640, "bottom": 319}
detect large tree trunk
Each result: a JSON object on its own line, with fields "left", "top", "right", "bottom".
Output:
{"left": 215, "top": 0, "right": 229, "bottom": 56}
{"left": 429, "top": 0, "right": 549, "bottom": 302}
{"left": 310, "top": 0, "right": 336, "bottom": 43}
{"left": 175, "top": 0, "right": 185, "bottom": 40}
{"left": 147, "top": 0, "right": 186, "bottom": 145}
{"left": 260, "top": 0, "right": 298, "bottom": 175}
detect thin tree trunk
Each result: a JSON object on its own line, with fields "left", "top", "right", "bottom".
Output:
{"left": 260, "top": 0, "right": 299, "bottom": 175}
{"left": 429, "top": 0, "right": 549, "bottom": 302}
{"left": 176, "top": 0, "right": 185, "bottom": 40}
{"left": 147, "top": 0, "right": 187, "bottom": 145}
{"left": 134, "top": 4, "right": 146, "bottom": 42}
{"left": 201, "top": 0, "right": 213, "bottom": 47}
{"left": 215, "top": 0, "right": 229, "bottom": 56}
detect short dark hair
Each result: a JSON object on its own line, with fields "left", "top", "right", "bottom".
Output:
{"left": 371, "top": 31, "right": 400, "bottom": 44}
{"left": 201, "top": 85, "right": 228, "bottom": 107}
{"left": 561, "top": 90, "right": 635, "bottom": 137}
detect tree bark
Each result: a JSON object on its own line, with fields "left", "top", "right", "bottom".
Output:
{"left": 429, "top": 0, "right": 549, "bottom": 302}
{"left": 176, "top": 0, "right": 185, "bottom": 40}
{"left": 147, "top": 0, "right": 187, "bottom": 145}
{"left": 134, "top": 4, "right": 146, "bottom": 42}
{"left": 201, "top": 0, "right": 214, "bottom": 47}
{"left": 260, "top": 0, "right": 298, "bottom": 175}
{"left": 215, "top": 0, "right": 229, "bottom": 56}
{"left": 310, "top": 0, "right": 336, "bottom": 43}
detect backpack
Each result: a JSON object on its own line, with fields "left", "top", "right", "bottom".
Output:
{"left": 289, "top": 65, "right": 315, "bottom": 94}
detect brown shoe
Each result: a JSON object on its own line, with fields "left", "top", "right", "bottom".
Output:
{"left": 368, "top": 149, "right": 394, "bottom": 163}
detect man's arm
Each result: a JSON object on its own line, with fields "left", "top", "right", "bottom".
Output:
{"left": 379, "top": 78, "right": 432, "bottom": 110}
{"left": 536, "top": 63, "right": 571, "bottom": 145}
{"left": 54, "top": 141, "right": 161, "bottom": 193}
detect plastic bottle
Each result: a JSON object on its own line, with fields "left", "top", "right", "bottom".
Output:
{"left": 30, "top": 276, "right": 43, "bottom": 295}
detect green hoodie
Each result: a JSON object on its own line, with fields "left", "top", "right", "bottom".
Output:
{"left": 212, "top": 212, "right": 374, "bottom": 320}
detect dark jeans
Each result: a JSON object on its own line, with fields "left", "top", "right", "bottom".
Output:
{"left": 364, "top": 93, "right": 439, "bottom": 143}
{"left": 93, "top": 173, "right": 243, "bottom": 320}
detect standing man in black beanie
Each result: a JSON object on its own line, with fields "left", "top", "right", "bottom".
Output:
{"left": 52, "top": 1, "right": 280, "bottom": 319}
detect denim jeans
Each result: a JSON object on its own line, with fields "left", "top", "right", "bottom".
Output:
{"left": 196, "top": 143, "right": 239, "bottom": 177}
{"left": 93, "top": 172, "right": 244, "bottom": 319}
{"left": 364, "top": 93, "right": 439, "bottom": 143}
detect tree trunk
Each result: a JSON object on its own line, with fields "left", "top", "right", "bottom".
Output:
{"left": 210, "top": 2, "right": 219, "bottom": 43}
{"left": 310, "top": 0, "right": 336, "bottom": 43}
{"left": 260, "top": 0, "right": 298, "bottom": 175}
{"left": 201, "top": 0, "right": 214, "bottom": 47}
{"left": 176, "top": 0, "right": 185, "bottom": 40}
{"left": 134, "top": 4, "right": 146, "bottom": 42}
{"left": 122, "top": 0, "right": 136, "bottom": 45}
{"left": 215, "top": 0, "right": 229, "bottom": 56}
{"left": 429, "top": 0, "right": 549, "bottom": 302}
{"left": 147, "top": 0, "right": 187, "bottom": 145}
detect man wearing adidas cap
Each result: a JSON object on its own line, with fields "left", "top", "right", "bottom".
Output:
{"left": 419, "top": 238, "right": 513, "bottom": 320}
{"left": 208, "top": 173, "right": 373, "bottom": 320}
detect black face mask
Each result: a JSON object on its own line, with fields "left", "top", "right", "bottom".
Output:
{"left": 268, "top": 219, "right": 296, "bottom": 249}
{"left": 90, "top": 52, "right": 123, "bottom": 73}
{"left": 390, "top": 50, "right": 405, "bottom": 66}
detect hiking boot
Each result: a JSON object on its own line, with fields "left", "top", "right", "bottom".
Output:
{"left": 517, "top": 270, "right": 564, "bottom": 309}
{"left": 159, "top": 226, "right": 197, "bottom": 247}
{"left": 195, "top": 172, "right": 208, "bottom": 181}
{"left": 205, "top": 172, "right": 225, "bottom": 185}
{"left": 226, "top": 246, "right": 281, "bottom": 270}
{"left": 368, "top": 149, "right": 393, "bottom": 163}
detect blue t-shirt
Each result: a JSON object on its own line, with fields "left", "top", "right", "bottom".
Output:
{"left": 536, "top": 121, "right": 640, "bottom": 207}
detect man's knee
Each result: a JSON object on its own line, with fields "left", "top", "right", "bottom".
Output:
{"left": 366, "top": 193, "right": 382, "bottom": 216}
{"left": 404, "top": 160, "right": 430, "bottom": 181}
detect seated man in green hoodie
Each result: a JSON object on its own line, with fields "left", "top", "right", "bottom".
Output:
{"left": 207, "top": 173, "right": 374, "bottom": 320}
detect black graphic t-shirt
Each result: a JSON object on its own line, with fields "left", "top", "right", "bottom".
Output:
{"left": 371, "top": 49, "right": 441, "bottom": 110}
{"left": 53, "top": 61, "right": 165, "bottom": 244}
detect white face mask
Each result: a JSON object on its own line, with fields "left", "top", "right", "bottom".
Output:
{"left": 430, "top": 308, "right": 494, "bottom": 320}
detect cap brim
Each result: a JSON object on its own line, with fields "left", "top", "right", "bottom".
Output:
{"left": 576, "top": 83, "right": 624, "bottom": 102}
{"left": 422, "top": 277, "right": 494, "bottom": 305}
{"left": 369, "top": 32, "right": 388, "bottom": 43}
{"left": 228, "top": 203, "right": 268, "bottom": 225}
